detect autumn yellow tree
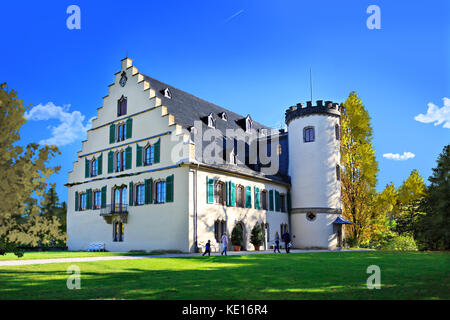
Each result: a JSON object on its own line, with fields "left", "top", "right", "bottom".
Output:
{"left": 341, "top": 92, "right": 379, "bottom": 246}
{"left": 0, "top": 83, "right": 66, "bottom": 256}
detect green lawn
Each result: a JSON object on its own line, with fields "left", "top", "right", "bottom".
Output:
{"left": 0, "top": 251, "right": 448, "bottom": 299}
{"left": 0, "top": 251, "right": 156, "bottom": 261}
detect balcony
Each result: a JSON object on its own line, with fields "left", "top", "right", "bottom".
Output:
{"left": 100, "top": 204, "right": 128, "bottom": 224}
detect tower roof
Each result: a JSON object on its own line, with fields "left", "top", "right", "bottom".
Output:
{"left": 285, "top": 100, "right": 341, "bottom": 125}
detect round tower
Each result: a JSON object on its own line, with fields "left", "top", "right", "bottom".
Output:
{"left": 285, "top": 100, "right": 342, "bottom": 249}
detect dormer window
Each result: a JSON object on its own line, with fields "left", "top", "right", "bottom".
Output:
{"left": 208, "top": 113, "right": 216, "bottom": 128}
{"left": 162, "top": 88, "right": 172, "bottom": 99}
{"left": 245, "top": 115, "right": 253, "bottom": 132}
{"left": 219, "top": 112, "right": 227, "bottom": 121}
{"left": 117, "top": 96, "right": 127, "bottom": 116}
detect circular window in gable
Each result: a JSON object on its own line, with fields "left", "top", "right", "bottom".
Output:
{"left": 306, "top": 212, "right": 317, "bottom": 221}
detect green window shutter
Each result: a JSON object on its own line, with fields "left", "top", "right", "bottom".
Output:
{"left": 101, "top": 186, "right": 107, "bottom": 208}
{"left": 166, "top": 174, "right": 174, "bottom": 202}
{"left": 129, "top": 181, "right": 134, "bottom": 206}
{"left": 125, "top": 146, "right": 132, "bottom": 170}
{"left": 231, "top": 182, "right": 236, "bottom": 207}
{"left": 98, "top": 153, "right": 103, "bottom": 175}
{"left": 207, "top": 176, "right": 214, "bottom": 204}
{"left": 154, "top": 139, "right": 160, "bottom": 163}
{"left": 85, "top": 158, "right": 90, "bottom": 178}
{"left": 269, "top": 190, "right": 274, "bottom": 211}
{"left": 126, "top": 118, "right": 133, "bottom": 139}
{"left": 108, "top": 151, "right": 114, "bottom": 173}
{"left": 109, "top": 124, "right": 116, "bottom": 144}
{"left": 275, "top": 191, "right": 280, "bottom": 212}
{"left": 255, "top": 187, "right": 260, "bottom": 210}
{"left": 136, "top": 144, "right": 143, "bottom": 167}
{"left": 75, "top": 191, "right": 79, "bottom": 211}
{"left": 287, "top": 191, "right": 292, "bottom": 213}
{"left": 246, "top": 186, "right": 252, "bottom": 208}
{"left": 86, "top": 189, "right": 92, "bottom": 209}
{"left": 145, "top": 178, "right": 153, "bottom": 204}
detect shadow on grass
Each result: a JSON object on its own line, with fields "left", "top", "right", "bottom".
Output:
{"left": 0, "top": 252, "right": 448, "bottom": 300}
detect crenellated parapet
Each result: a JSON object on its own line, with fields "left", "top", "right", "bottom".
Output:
{"left": 285, "top": 100, "right": 341, "bottom": 125}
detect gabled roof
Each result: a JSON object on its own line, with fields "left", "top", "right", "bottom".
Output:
{"left": 143, "top": 74, "right": 271, "bottom": 134}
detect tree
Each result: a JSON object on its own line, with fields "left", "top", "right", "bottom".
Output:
{"left": 0, "top": 83, "right": 66, "bottom": 256}
{"left": 395, "top": 169, "right": 426, "bottom": 235}
{"left": 340, "top": 92, "right": 379, "bottom": 245}
{"left": 250, "top": 223, "right": 264, "bottom": 248}
{"left": 41, "top": 184, "right": 67, "bottom": 235}
{"left": 416, "top": 145, "right": 450, "bottom": 250}
{"left": 370, "top": 183, "right": 398, "bottom": 245}
{"left": 231, "top": 224, "right": 244, "bottom": 247}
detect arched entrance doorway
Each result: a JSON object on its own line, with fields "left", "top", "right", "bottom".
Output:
{"left": 232, "top": 221, "right": 247, "bottom": 251}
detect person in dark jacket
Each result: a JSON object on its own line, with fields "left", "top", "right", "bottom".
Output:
{"left": 282, "top": 231, "right": 291, "bottom": 253}
{"left": 202, "top": 240, "right": 211, "bottom": 256}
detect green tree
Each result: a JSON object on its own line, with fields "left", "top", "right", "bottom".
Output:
{"left": 231, "top": 224, "right": 244, "bottom": 247}
{"left": 370, "top": 183, "right": 398, "bottom": 245}
{"left": 416, "top": 145, "right": 450, "bottom": 250}
{"left": 0, "top": 83, "right": 65, "bottom": 256}
{"left": 341, "top": 92, "right": 379, "bottom": 245}
{"left": 395, "top": 169, "right": 426, "bottom": 235}
{"left": 250, "top": 223, "right": 264, "bottom": 248}
{"left": 41, "top": 184, "right": 67, "bottom": 235}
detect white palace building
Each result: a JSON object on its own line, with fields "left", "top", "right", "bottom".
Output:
{"left": 66, "top": 57, "right": 351, "bottom": 253}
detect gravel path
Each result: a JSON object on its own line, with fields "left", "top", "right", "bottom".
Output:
{"left": 0, "top": 249, "right": 361, "bottom": 267}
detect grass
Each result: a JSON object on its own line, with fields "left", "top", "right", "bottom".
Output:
{"left": 0, "top": 251, "right": 448, "bottom": 300}
{"left": 0, "top": 251, "right": 157, "bottom": 261}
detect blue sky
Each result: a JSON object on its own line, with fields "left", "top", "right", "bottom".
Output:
{"left": 1, "top": 0, "right": 449, "bottom": 203}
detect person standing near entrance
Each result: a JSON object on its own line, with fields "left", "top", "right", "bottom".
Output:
{"left": 221, "top": 232, "right": 228, "bottom": 256}
{"left": 274, "top": 231, "right": 281, "bottom": 253}
{"left": 282, "top": 231, "right": 291, "bottom": 253}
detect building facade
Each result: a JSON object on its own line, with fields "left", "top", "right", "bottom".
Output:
{"left": 66, "top": 57, "right": 346, "bottom": 252}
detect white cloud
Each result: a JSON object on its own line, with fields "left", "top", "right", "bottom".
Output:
{"left": 383, "top": 152, "right": 415, "bottom": 161}
{"left": 25, "top": 102, "right": 94, "bottom": 147}
{"left": 414, "top": 97, "right": 450, "bottom": 128}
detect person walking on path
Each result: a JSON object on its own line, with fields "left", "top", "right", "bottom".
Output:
{"left": 202, "top": 240, "right": 211, "bottom": 256}
{"left": 274, "top": 231, "right": 281, "bottom": 253}
{"left": 221, "top": 232, "right": 228, "bottom": 256}
{"left": 282, "top": 231, "right": 291, "bottom": 253}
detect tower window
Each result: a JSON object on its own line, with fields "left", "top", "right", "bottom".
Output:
{"left": 335, "top": 124, "right": 340, "bottom": 140}
{"left": 304, "top": 127, "right": 315, "bottom": 143}
{"left": 306, "top": 212, "right": 317, "bottom": 221}
{"left": 336, "top": 165, "right": 341, "bottom": 181}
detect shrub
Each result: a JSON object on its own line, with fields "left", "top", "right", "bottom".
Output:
{"left": 380, "top": 235, "right": 418, "bottom": 251}
{"left": 231, "top": 224, "right": 244, "bottom": 247}
{"left": 250, "top": 224, "right": 264, "bottom": 247}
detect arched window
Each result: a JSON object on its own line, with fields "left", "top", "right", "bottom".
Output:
{"left": 117, "top": 96, "right": 127, "bottom": 116}
{"left": 117, "top": 122, "right": 127, "bottom": 142}
{"left": 91, "top": 158, "right": 98, "bottom": 177}
{"left": 113, "top": 186, "right": 127, "bottom": 212}
{"left": 144, "top": 145, "right": 154, "bottom": 165}
{"left": 336, "top": 165, "right": 341, "bottom": 181}
{"left": 236, "top": 185, "right": 245, "bottom": 208}
{"left": 246, "top": 116, "right": 253, "bottom": 132}
{"left": 115, "top": 151, "right": 124, "bottom": 172}
{"left": 335, "top": 124, "right": 340, "bottom": 140}
{"left": 214, "top": 219, "right": 226, "bottom": 242}
{"left": 214, "top": 181, "right": 225, "bottom": 205}
{"left": 303, "top": 127, "right": 315, "bottom": 142}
